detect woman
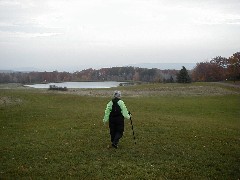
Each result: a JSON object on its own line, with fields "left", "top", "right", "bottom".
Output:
{"left": 103, "top": 91, "right": 131, "bottom": 148}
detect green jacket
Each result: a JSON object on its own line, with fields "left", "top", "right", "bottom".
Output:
{"left": 103, "top": 99, "right": 130, "bottom": 123}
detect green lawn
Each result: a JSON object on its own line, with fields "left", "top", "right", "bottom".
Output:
{"left": 0, "top": 83, "right": 240, "bottom": 179}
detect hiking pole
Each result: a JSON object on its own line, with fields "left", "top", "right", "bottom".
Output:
{"left": 129, "top": 112, "right": 136, "bottom": 145}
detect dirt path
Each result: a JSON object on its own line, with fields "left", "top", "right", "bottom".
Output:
{"left": 212, "top": 82, "right": 240, "bottom": 88}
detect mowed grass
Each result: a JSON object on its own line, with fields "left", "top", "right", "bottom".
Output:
{"left": 0, "top": 84, "right": 240, "bottom": 179}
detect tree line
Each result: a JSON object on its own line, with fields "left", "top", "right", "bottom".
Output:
{"left": 0, "top": 67, "right": 178, "bottom": 84}
{"left": 192, "top": 52, "right": 240, "bottom": 82}
{"left": 0, "top": 52, "right": 239, "bottom": 84}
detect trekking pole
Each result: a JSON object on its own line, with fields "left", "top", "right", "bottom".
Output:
{"left": 129, "top": 112, "right": 136, "bottom": 145}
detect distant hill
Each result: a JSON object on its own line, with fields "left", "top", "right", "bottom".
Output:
{"left": 1, "top": 63, "right": 196, "bottom": 73}
{"left": 0, "top": 70, "right": 14, "bottom": 73}
{"left": 13, "top": 67, "right": 42, "bottom": 72}
{"left": 128, "top": 63, "right": 196, "bottom": 70}
{"left": 0, "top": 67, "right": 42, "bottom": 73}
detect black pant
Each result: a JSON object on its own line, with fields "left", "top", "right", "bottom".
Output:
{"left": 109, "top": 116, "right": 124, "bottom": 145}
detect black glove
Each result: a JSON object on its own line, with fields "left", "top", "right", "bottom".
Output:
{"left": 128, "top": 111, "right": 132, "bottom": 116}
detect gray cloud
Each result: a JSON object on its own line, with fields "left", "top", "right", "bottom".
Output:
{"left": 0, "top": 0, "right": 240, "bottom": 71}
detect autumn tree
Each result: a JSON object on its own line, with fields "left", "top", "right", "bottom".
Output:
{"left": 210, "top": 56, "right": 228, "bottom": 68}
{"left": 192, "top": 61, "right": 224, "bottom": 82}
{"left": 227, "top": 52, "right": 240, "bottom": 82}
{"left": 192, "top": 55, "right": 230, "bottom": 82}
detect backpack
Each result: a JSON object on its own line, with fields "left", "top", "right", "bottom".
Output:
{"left": 110, "top": 99, "right": 122, "bottom": 117}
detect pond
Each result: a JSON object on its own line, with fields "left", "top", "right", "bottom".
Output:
{"left": 24, "top": 81, "right": 126, "bottom": 89}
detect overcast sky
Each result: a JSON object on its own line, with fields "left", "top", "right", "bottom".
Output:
{"left": 0, "top": 0, "right": 240, "bottom": 71}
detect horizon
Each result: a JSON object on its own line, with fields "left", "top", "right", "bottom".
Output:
{"left": 0, "top": 0, "right": 240, "bottom": 71}
{"left": 0, "top": 62, "right": 196, "bottom": 72}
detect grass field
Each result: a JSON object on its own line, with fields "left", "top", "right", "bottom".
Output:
{"left": 0, "top": 83, "right": 240, "bottom": 179}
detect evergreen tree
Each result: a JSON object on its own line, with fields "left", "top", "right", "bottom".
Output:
{"left": 177, "top": 66, "right": 191, "bottom": 83}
